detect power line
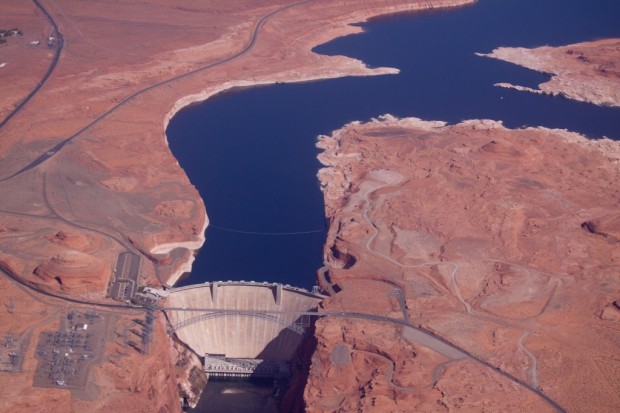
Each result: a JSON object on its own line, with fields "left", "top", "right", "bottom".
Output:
{"left": 208, "top": 223, "right": 325, "bottom": 236}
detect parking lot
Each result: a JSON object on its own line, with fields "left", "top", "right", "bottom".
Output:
{"left": 109, "top": 252, "right": 141, "bottom": 302}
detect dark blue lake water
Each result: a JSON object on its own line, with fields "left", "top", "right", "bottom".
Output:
{"left": 167, "top": 0, "right": 620, "bottom": 290}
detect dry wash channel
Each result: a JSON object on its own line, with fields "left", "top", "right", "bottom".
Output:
{"left": 164, "top": 282, "right": 323, "bottom": 379}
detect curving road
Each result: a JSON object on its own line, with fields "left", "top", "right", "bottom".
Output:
{"left": 358, "top": 170, "right": 474, "bottom": 314}
{"left": 162, "top": 305, "right": 566, "bottom": 412}
{"left": 0, "top": 0, "right": 64, "bottom": 131}
{"left": 0, "top": 3, "right": 565, "bottom": 411}
{"left": 0, "top": 250, "right": 565, "bottom": 413}
{"left": 0, "top": 0, "right": 319, "bottom": 301}
{"left": 325, "top": 171, "right": 565, "bottom": 411}
{"left": 0, "top": 0, "right": 313, "bottom": 182}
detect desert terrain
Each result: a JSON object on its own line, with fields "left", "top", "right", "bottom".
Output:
{"left": 1, "top": 0, "right": 619, "bottom": 412}
{"left": 313, "top": 115, "right": 620, "bottom": 412}
{"left": 1, "top": 0, "right": 482, "bottom": 411}
{"left": 478, "top": 38, "right": 620, "bottom": 108}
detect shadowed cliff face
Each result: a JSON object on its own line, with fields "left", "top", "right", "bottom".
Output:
{"left": 280, "top": 322, "right": 318, "bottom": 413}
{"left": 312, "top": 116, "right": 620, "bottom": 412}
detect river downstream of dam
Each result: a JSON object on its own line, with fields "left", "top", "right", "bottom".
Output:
{"left": 166, "top": 0, "right": 620, "bottom": 411}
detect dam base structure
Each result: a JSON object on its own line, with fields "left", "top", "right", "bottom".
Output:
{"left": 203, "top": 354, "right": 290, "bottom": 379}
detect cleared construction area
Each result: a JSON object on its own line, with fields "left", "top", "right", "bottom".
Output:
{"left": 164, "top": 282, "right": 323, "bottom": 361}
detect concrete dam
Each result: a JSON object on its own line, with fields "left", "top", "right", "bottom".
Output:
{"left": 164, "top": 282, "right": 324, "bottom": 378}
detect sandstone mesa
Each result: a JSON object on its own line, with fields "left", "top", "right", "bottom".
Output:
{"left": 478, "top": 38, "right": 620, "bottom": 108}
{"left": 315, "top": 115, "right": 620, "bottom": 412}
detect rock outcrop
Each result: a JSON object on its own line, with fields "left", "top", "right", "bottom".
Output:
{"left": 478, "top": 38, "right": 620, "bottom": 107}
{"left": 32, "top": 250, "right": 109, "bottom": 292}
{"left": 312, "top": 115, "right": 620, "bottom": 412}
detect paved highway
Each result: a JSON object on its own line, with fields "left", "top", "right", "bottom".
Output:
{"left": 0, "top": 138, "right": 72, "bottom": 182}
{"left": 162, "top": 305, "right": 566, "bottom": 412}
{"left": 0, "top": 255, "right": 567, "bottom": 413}
{"left": 0, "top": 0, "right": 64, "bottom": 131}
{"left": 350, "top": 169, "right": 558, "bottom": 403}
{"left": 0, "top": 0, "right": 313, "bottom": 182}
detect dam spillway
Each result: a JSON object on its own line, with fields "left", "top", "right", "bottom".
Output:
{"left": 164, "top": 282, "right": 324, "bottom": 363}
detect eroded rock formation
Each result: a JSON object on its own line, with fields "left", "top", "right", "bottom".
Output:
{"left": 312, "top": 115, "right": 620, "bottom": 412}
{"left": 478, "top": 38, "right": 620, "bottom": 108}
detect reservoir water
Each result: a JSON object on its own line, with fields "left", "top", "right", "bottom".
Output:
{"left": 168, "top": 0, "right": 620, "bottom": 411}
{"left": 167, "top": 0, "right": 620, "bottom": 292}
